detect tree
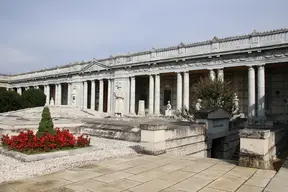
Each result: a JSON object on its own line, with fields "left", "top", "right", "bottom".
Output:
{"left": 0, "top": 90, "right": 23, "bottom": 113}
{"left": 194, "top": 77, "right": 234, "bottom": 113}
{"left": 21, "top": 88, "right": 46, "bottom": 108}
{"left": 36, "top": 106, "right": 55, "bottom": 137}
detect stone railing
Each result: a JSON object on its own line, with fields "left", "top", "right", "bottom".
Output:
{"left": 139, "top": 122, "right": 208, "bottom": 157}
{"left": 239, "top": 126, "right": 288, "bottom": 169}
{"left": 8, "top": 28, "right": 288, "bottom": 82}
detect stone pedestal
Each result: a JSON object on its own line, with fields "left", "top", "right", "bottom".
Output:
{"left": 140, "top": 123, "right": 167, "bottom": 155}
{"left": 138, "top": 100, "right": 145, "bottom": 116}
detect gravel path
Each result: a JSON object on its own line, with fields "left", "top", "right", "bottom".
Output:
{"left": 0, "top": 137, "right": 138, "bottom": 183}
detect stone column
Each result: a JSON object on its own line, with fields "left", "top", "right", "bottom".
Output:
{"left": 177, "top": 72, "right": 183, "bottom": 110}
{"left": 130, "top": 76, "right": 136, "bottom": 114}
{"left": 107, "top": 79, "right": 111, "bottom": 113}
{"left": 83, "top": 81, "right": 88, "bottom": 109}
{"left": 257, "top": 65, "right": 265, "bottom": 118}
{"left": 45, "top": 85, "right": 49, "bottom": 105}
{"left": 58, "top": 84, "right": 62, "bottom": 105}
{"left": 67, "top": 83, "right": 72, "bottom": 105}
{"left": 217, "top": 68, "right": 224, "bottom": 82}
{"left": 17, "top": 88, "right": 22, "bottom": 95}
{"left": 55, "top": 84, "right": 59, "bottom": 105}
{"left": 99, "top": 79, "right": 104, "bottom": 112}
{"left": 183, "top": 71, "right": 189, "bottom": 109}
{"left": 154, "top": 74, "right": 160, "bottom": 115}
{"left": 149, "top": 75, "right": 154, "bottom": 115}
{"left": 248, "top": 66, "right": 256, "bottom": 118}
{"left": 90, "top": 80, "right": 96, "bottom": 110}
{"left": 209, "top": 69, "right": 216, "bottom": 81}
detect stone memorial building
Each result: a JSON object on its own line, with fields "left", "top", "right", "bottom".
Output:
{"left": 2, "top": 28, "right": 288, "bottom": 119}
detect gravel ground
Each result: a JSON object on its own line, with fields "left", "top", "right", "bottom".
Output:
{"left": 0, "top": 137, "right": 138, "bottom": 183}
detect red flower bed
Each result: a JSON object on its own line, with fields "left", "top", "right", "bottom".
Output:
{"left": 0, "top": 128, "right": 90, "bottom": 154}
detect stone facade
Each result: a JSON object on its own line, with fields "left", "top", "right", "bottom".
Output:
{"left": 2, "top": 28, "right": 288, "bottom": 118}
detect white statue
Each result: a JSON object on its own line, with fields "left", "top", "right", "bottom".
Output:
{"left": 72, "top": 87, "right": 76, "bottom": 105}
{"left": 195, "top": 99, "right": 202, "bottom": 111}
{"left": 232, "top": 93, "right": 240, "bottom": 115}
{"left": 50, "top": 97, "right": 55, "bottom": 105}
{"left": 114, "top": 82, "right": 124, "bottom": 117}
{"left": 165, "top": 101, "right": 172, "bottom": 117}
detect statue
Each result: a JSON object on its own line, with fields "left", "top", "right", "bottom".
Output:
{"left": 165, "top": 101, "right": 172, "bottom": 117}
{"left": 114, "top": 82, "right": 124, "bottom": 117}
{"left": 195, "top": 99, "right": 202, "bottom": 111}
{"left": 72, "top": 87, "right": 76, "bottom": 105}
{"left": 232, "top": 93, "right": 240, "bottom": 116}
{"left": 231, "top": 93, "right": 245, "bottom": 120}
{"left": 50, "top": 97, "right": 55, "bottom": 105}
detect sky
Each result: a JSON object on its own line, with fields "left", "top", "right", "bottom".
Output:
{"left": 0, "top": 0, "right": 287, "bottom": 74}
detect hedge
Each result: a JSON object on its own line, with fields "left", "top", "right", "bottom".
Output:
{"left": 0, "top": 88, "right": 46, "bottom": 113}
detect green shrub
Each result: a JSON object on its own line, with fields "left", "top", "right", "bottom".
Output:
{"left": 194, "top": 77, "right": 234, "bottom": 112}
{"left": 0, "top": 87, "right": 7, "bottom": 92}
{"left": 0, "top": 90, "right": 23, "bottom": 113}
{"left": 21, "top": 88, "right": 46, "bottom": 108}
{"left": 36, "top": 106, "right": 55, "bottom": 137}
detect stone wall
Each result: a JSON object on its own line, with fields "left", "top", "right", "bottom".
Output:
{"left": 239, "top": 126, "right": 288, "bottom": 169}
{"left": 139, "top": 122, "right": 209, "bottom": 157}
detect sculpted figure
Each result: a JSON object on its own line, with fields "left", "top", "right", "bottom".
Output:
{"left": 114, "top": 82, "right": 124, "bottom": 117}
{"left": 165, "top": 101, "right": 172, "bottom": 117}
{"left": 72, "top": 87, "right": 77, "bottom": 105}
{"left": 195, "top": 99, "right": 202, "bottom": 111}
{"left": 232, "top": 93, "right": 240, "bottom": 116}
{"left": 50, "top": 97, "right": 55, "bottom": 105}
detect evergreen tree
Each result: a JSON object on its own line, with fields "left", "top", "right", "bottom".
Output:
{"left": 36, "top": 106, "right": 55, "bottom": 137}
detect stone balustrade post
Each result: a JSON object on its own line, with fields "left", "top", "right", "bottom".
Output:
{"left": 140, "top": 123, "right": 167, "bottom": 155}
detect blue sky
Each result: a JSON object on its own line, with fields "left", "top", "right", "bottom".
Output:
{"left": 0, "top": 0, "right": 287, "bottom": 74}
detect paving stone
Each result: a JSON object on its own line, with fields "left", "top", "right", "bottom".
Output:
{"left": 264, "top": 174, "right": 288, "bottom": 192}
{"left": 65, "top": 179, "right": 106, "bottom": 191}
{"left": 97, "top": 179, "right": 141, "bottom": 191}
{"left": 208, "top": 163, "right": 236, "bottom": 172}
{"left": 198, "top": 187, "right": 226, "bottom": 192}
{"left": 0, "top": 180, "right": 31, "bottom": 192}
{"left": 153, "top": 162, "right": 190, "bottom": 173}
{"left": 145, "top": 157, "right": 176, "bottom": 167}
{"left": 13, "top": 178, "right": 72, "bottom": 192}
{"left": 93, "top": 171, "right": 133, "bottom": 183}
{"left": 59, "top": 170, "right": 103, "bottom": 182}
{"left": 127, "top": 170, "right": 167, "bottom": 183}
{"left": 195, "top": 168, "right": 227, "bottom": 180}
{"left": 236, "top": 184, "right": 264, "bottom": 192}
{"left": 245, "top": 176, "right": 271, "bottom": 188}
{"left": 161, "top": 188, "right": 186, "bottom": 192}
{"left": 129, "top": 179, "right": 172, "bottom": 192}
{"left": 124, "top": 165, "right": 156, "bottom": 174}
{"left": 208, "top": 175, "right": 246, "bottom": 191}
{"left": 171, "top": 175, "right": 213, "bottom": 192}
{"left": 253, "top": 169, "right": 276, "bottom": 179}
{"left": 180, "top": 162, "right": 214, "bottom": 173}
{"left": 223, "top": 166, "right": 257, "bottom": 180}
{"left": 157, "top": 170, "right": 196, "bottom": 184}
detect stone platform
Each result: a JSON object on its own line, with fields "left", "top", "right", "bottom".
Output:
{"left": 0, "top": 154, "right": 277, "bottom": 192}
